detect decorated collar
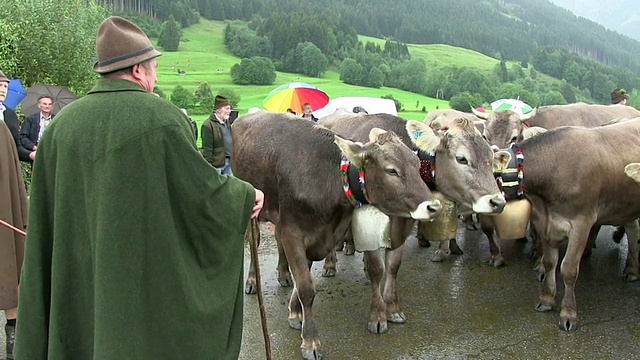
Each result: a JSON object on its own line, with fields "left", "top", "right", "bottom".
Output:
{"left": 415, "top": 148, "right": 436, "bottom": 189}
{"left": 340, "top": 155, "right": 370, "bottom": 208}
{"left": 495, "top": 143, "right": 525, "bottom": 200}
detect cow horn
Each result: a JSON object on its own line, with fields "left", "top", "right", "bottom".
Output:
{"left": 521, "top": 126, "right": 547, "bottom": 140}
{"left": 471, "top": 107, "right": 490, "bottom": 120}
{"left": 520, "top": 107, "right": 537, "bottom": 122}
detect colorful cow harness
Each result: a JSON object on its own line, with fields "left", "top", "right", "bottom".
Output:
{"left": 340, "top": 154, "right": 370, "bottom": 208}
{"left": 416, "top": 148, "right": 437, "bottom": 189}
{"left": 495, "top": 143, "right": 525, "bottom": 200}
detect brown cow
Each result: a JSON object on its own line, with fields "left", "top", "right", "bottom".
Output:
{"left": 498, "top": 120, "right": 640, "bottom": 331}
{"left": 473, "top": 103, "right": 640, "bottom": 149}
{"left": 424, "top": 108, "right": 486, "bottom": 133}
{"left": 232, "top": 112, "right": 441, "bottom": 359}
{"left": 320, "top": 113, "right": 508, "bottom": 333}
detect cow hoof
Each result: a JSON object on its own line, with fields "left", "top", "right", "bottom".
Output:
{"left": 345, "top": 243, "right": 356, "bottom": 255}
{"left": 535, "top": 303, "right": 553, "bottom": 312}
{"left": 387, "top": 312, "right": 406, "bottom": 324}
{"left": 301, "top": 348, "right": 323, "bottom": 360}
{"left": 431, "top": 251, "right": 447, "bottom": 262}
{"left": 450, "top": 241, "right": 464, "bottom": 255}
{"left": 244, "top": 279, "right": 257, "bottom": 295}
{"left": 288, "top": 317, "right": 302, "bottom": 330}
{"left": 367, "top": 320, "right": 389, "bottom": 334}
{"left": 322, "top": 268, "right": 336, "bottom": 277}
{"left": 278, "top": 275, "right": 294, "bottom": 287}
{"left": 559, "top": 317, "right": 579, "bottom": 331}
{"left": 624, "top": 273, "right": 639, "bottom": 282}
{"left": 418, "top": 238, "right": 431, "bottom": 247}
{"left": 489, "top": 258, "right": 505, "bottom": 268}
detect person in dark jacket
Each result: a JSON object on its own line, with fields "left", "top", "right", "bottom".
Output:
{"left": 301, "top": 102, "right": 319, "bottom": 122}
{"left": 201, "top": 95, "right": 233, "bottom": 175}
{"left": 19, "top": 95, "right": 55, "bottom": 160}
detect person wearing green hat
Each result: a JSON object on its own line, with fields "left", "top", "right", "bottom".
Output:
{"left": 201, "top": 94, "right": 234, "bottom": 175}
{"left": 0, "top": 69, "right": 28, "bottom": 360}
{"left": 14, "top": 16, "right": 264, "bottom": 360}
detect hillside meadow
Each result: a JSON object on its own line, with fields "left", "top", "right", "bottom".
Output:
{"left": 155, "top": 18, "right": 453, "bottom": 128}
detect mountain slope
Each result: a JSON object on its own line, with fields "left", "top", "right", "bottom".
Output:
{"left": 549, "top": 0, "right": 640, "bottom": 41}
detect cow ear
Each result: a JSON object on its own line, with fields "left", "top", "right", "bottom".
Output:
{"left": 493, "top": 150, "right": 512, "bottom": 172}
{"left": 334, "top": 135, "right": 365, "bottom": 167}
{"left": 625, "top": 163, "right": 640, "bottom": 184}
{"left": 368, "top": 128, "right": 387, "bottom": 143}
{"left": 406, "top": 120, "right": 439, "bottom": 152}
{"left": 522, "top": 126, "right": 547, "bottom": 140}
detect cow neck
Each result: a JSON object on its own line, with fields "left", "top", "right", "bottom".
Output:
{"left": 415, "top": 148, "right": 437, "bottom": 189}
{"left": 340, "top": 154, "right": 370, "bottom": 208}
{"left": 495, "top": 143, "right": 525, "bottom": 200}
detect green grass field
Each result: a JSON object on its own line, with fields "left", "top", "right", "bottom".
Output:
{"left": 155, "top": 18, "right": 453, "bottom": 126}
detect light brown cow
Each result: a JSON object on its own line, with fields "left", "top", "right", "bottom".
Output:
{"left": 232, "top": 112, "right": 441, "bottom": 359}
{"left": 424, "top": 108, "right": 486, "bottom": 133}
{"left": 504, "top": 119, "right": 640, "bottom": 331}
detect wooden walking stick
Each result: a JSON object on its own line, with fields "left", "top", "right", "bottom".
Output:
{"left": 249, "top": 218, "right": 272, "bottom": 360}
{"left": 0, "top": 219, "right": 26, "bottom": 236}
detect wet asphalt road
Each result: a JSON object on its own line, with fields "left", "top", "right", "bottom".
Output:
{"left": 3, "top": 223, "right": 640, "bottom": 360}
{"left": 239, "top": 223, "right": 640, "bottom": 360}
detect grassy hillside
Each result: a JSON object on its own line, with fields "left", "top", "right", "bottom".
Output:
{"left": 155, "top": 18, "right": 451, "bottom": 125}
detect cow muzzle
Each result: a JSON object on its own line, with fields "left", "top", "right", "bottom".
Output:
{"left": 410, "top": 200, "right": 442, "bottom": 221}
{"left": 472, "top": 193, "right": 507, "bottom": 214}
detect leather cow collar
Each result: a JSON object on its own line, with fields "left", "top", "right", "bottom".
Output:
{"left": 340, "top": 154, "right": 370, "bottom": 208}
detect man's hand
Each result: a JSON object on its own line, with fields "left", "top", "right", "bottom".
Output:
{"left": 29, "top": 151, "right": 36, "bottom": 160}
{"left": 251, "top": 189, "right": 265, "bottom": 219}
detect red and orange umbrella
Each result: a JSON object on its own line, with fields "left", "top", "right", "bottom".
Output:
{"left": 262, "top": 82, "right": 329, "bottom": 114}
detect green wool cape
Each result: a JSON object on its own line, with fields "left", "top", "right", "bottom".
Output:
{"left": 14, "top": 79, "right": 255, "bottom": 360}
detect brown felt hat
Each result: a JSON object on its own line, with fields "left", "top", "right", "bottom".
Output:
{"left": 0, "top": 70, "right": 9, "bottom": 83}
{"left": 93, "top": 16, "right": 162, "bottom": 74}
{"left": 214, "top": 95, "right": 231, "bottom": 110}
{"left": 610, "top": 88, "right": 629, "bottom": 104}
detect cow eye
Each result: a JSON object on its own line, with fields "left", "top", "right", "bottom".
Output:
{"left": 385, "top": 168, "right": 399, "bottom": 176}
{"left": 510, "top": 136, "right": 518, "bottom": 143}
{"left": 455, "top": 155, "right": 468, "bottom": 165}
{"left": 482, "top": 135, "right": 489, "bottom": 142}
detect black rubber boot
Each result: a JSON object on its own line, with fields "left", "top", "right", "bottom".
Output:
{"left": 5, "top": 323, "right": 15, "bottom": 360}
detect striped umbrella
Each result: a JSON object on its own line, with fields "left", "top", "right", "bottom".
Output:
{"left": 262, "top": 82, "right": 329, "bottom": 114}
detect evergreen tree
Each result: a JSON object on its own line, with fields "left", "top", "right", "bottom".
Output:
{"left": 158, "top": 14, "right": 181, "bottom": 51}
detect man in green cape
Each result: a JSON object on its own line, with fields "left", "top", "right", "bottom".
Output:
{"left": 14, "top": 16, "right": 264, "bottom": 359}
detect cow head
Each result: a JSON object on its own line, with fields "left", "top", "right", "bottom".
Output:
{"left": 472, "top": 108, "right": 537, "bottom": 149}
{"left": 334, "top": 128, "right": 442, "bottom": 221}
{"left": 406, "top": 118, "right": 507, "bottom": 214}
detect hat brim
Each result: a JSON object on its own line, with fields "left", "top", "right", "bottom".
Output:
{"left": 94, "top": 48, "right": 162, "bottom": 74}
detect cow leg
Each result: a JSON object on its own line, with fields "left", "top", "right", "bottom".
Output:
{"left": 244, "top": 224, "right": 259, "bottom": 294}
{"left": 383, "top": 217, "right": 414, "bottom": 323}
{"left": 558, "top": 222, "right": 592, "bottom": 331}
{"left": 416, "top": 229, "right": 431, "bottom": 248}
{"left": 283, "top": 243, "right": 322, "bottom": 359}
{"left": 582, "top": 225, "right": 600, "bottom": 258}
{"left": 322, "top": 250, "right": 337, "bottom": 277}
{"left": 480, "top": 216, "right": 504, "bottom": 267}
{"left": 535, "top": 237, "right": 559, "bottom": 313}
{"left": 344, "top": 228, "right": 355, "bottom": 255}
{"left": 623, "top": 220, "right": 640, "bottom": 282}
{"left": 431, "top": 240, "right": 450, "bottom": 262}
{"left": 277, "top": 238, "right": 293, "bottom": 287}
{"left": 364, "top": 249, "right": 388, "bottom": 334}
{"left": 383, "top": 245, "right": 406, "bottom": 324}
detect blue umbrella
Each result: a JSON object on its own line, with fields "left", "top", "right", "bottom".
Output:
{"left": 4, "top": 79, "right": 26, "bottom": 110}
